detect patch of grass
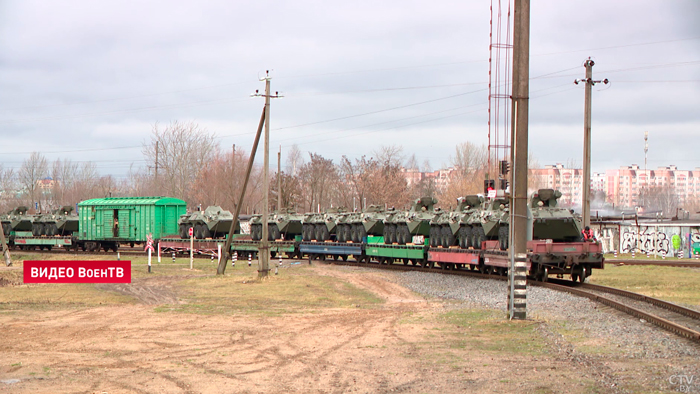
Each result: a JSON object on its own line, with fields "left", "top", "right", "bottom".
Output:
{"left": 589, "top": 265, "right": 700, "bottom": 307}
{"left": 437, "top": 309, "right": 546, "bottom": 355}
{"left": 157, "top": 266, "right": 383, "bottom": 315}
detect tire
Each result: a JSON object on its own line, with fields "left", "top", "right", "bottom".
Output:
{"left": 322, "top": 226, "right": 330, "bottom": 241}
{"left": 498, "top": 225, "right": 509, "bottom": 250}
{"left": 429, "top": 226, "right": 439, "bottom": 247}
{"left": 387, "top": 224, "right": 396, "bottom": 244}
{"left": 357, "top": 225, "right": 366, "bottom": 243}
{"left": 302, "top": 224, "right": 310, "bottom": 241}
{"left": 350, "top": 225, "right": 358, "bottom": 243}
{"left": 202, "top": 225, "right": 212, "bottom": 239}
{"left": 270, "top": 224, "right": 280, "bottom": 241}
{"left": 443, "top": 226, "right": 455, "bottom": 247}
{"left": 473, "top": 226, "right": 485, "bottom": 249}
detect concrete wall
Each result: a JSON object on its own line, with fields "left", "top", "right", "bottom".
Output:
{"left": 592, "top": 223, "right": 700, "bottom": 256}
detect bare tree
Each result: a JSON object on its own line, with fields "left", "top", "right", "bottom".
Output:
{"left": 450, "top": 142, "right": 487, "bottom": 176}
{"left": 404, "top": 153, "right": 419, "bottom": 171}
{"left": 372, "top": 145, "right": 404, "bottom": 167}
{"left": 18, "top": 152, "right": 48, "bottom": 211}
{"left": 285, "top": 144, "right": 303, "bottom": 177}
{"left": 142, "top": 121, "right": 218, "bottom": 201}
{"left": 0, "top": 165, "right": 17, "bottom": 212}
{"left": 340, "top": 155, "right": 408, "bottom": 210}
{"left": 50, "top": 158, "right": 79, "bottom": 204}
{"left": 639, "top": 185, "right": 679, "bottom": 217}
{"left": 298, "top": 153, "right": 341, "bottom": 212}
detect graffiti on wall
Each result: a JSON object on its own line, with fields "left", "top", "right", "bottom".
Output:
{"left": 594, "top": 227, "right": 617, "bottom": 254}
{"left": 620, "top": 226, "right": 672, "bottom": 254}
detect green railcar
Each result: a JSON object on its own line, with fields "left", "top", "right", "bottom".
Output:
{"left": 78, "top": 197, "right": 186, "bottom": 248}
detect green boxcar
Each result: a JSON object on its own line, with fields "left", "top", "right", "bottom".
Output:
{"left": 78, "top": 197, "right": 186, "bottom": 242}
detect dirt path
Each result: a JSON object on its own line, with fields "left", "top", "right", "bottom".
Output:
{"left": 0, "top": 264, "right": 651, "bottom": 393}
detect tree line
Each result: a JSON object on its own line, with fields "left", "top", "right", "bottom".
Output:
{"left": 0, "top": 121, "right": 492, "bottom": 215}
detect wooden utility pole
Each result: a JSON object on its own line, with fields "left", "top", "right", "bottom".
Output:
{"left": 508, "top": 0, "right": 530, "bottom": 320}
{"left": 217, "top": 108, "right": 266, "bottom": 275}
{"left": 277, "top": 146, "right": 282, "bottom": 212}
{"left": 0, "top": 226, "right": 11, "bottom": 267}
{"left": 576, "top": 58, "right": 608, "bottom": 228}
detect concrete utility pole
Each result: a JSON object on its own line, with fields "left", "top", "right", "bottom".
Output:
{"left": 576, "top": 58, "right": 609, "bottom": 228}
{"left": 278, "top": 146, "right": 282, "bottom": 212}
{"left": 508, "top": 0, "right": 530, "bottom": 321}
{"left": 155, "top": 140, "right": 159, "bottom": 185}
{"left": 253, "top": 71, "right": 282, "bottom": 279}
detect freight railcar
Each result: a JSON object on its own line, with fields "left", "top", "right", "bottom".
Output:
{"left": 77, "top": 197, "right": 186, "bottom": 251}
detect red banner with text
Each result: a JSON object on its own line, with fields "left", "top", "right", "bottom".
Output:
{"left": 23, "top": 260, "right": 131, "bottom": 284}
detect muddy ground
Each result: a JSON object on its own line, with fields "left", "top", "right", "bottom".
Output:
{"left": 0, "top": 263, "right": 696, "bottom": 393}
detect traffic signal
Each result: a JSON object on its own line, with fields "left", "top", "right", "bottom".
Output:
{"left": 484, "top": 179, "right": 495, "bottom": 194}
{"left": 500, "top": 179, "right": 508, "bottom": 190}
{"left": 499, "top": 160, "right": 510, "bottom": 175}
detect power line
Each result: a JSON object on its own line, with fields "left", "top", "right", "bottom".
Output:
{"left": 272, "top": 89, "right": 487, "bottom": 131}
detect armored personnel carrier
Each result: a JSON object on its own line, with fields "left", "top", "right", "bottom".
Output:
{"left": 302, "top": 207, "right": 346, "bottom": 242}
{"left": 336, "top": 205, "right": 386, "bottom": 243}
{"left": 530, "top": 189, "right": 582, "bottom": 242}
{"left": 250, "top": 209, "right": 304, "bottom": 241}
{"left": 6, "top": 206, "right": 32, "bottom": 233}
{"left": 384, "top": 197, "right": 437, "bottom": 245}
{"left": 33, "top": 206, "right": 79, "bottom": 236}
{"left": 466, "top": 193, "right": 508, "bottom": 249}
{"left": 430, "top": 195, "right": 484, "bottom": 248}
{"left": 178, "top": 206, "right": 239, "bottom": 239}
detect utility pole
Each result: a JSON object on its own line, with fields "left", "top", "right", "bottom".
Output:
{"left": 277, "top": 146, "right": 282, "bottom": 212}
{"left": 218, "top": 108, "right": 266, "bottom": 275}
{"left": 155, "top": 140, "right": 159, "bottom": 192}
{"left": 0, "top": 226, "right": 11, "bottom": 266}
{"left": 575, "top": 58, "right": 608, "bottom": 228}
{"left": 252, "top": 71, "right": 282, "bottom": 279}
{"left": 508, "top": 0, "right": 530, "bottom": 321}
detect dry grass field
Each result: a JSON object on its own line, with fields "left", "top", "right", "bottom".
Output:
{"left": 0, "top": 253, "right": 698, "bottom": 393}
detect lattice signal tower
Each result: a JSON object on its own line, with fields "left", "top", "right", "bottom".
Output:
{"left": 488, "top": 0, "right": 513, "bottom": 189}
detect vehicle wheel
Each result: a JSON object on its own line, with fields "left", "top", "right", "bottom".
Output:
{"left": 475, "top": 226, "right": 486, "bottom": 249}
{"left": 444, "top": 226, "right": 456, "bottom": 247}
{"left": 498, "top": 225, "right": 509, "bottom": 250}
{"left": 322, "top": 226, "right": 330, "bottom": 241}
{"left": 202, "top": 225, "right": 212, "bottom": 239}
{"left": 429, "top": 226, "right": 438, "bottom": 247}
{"left": 357, "top": 226, "right": 366, "bottom": 243}
{"left": 541, "top": 267, "right": 549, "bottom": 282}
{"left": 349, "top": 225, "right": 358, "bottom": 243}
{"left": 383, "top": 225, "right": 392, "bottom": 244}
{"left": 270, "top": 224, "right": 280, "bottom": 241}
{"left": 571, "top": 273, "right": 580, "bottom": 282}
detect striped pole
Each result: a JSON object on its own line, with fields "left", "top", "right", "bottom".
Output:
{"left": 508, "top": 253, "right": 527, "bottom": 320}
{"left": 662, "top": 250, "right": 666, "bottom": 259}
{"left": 631, "top": 249, "right": 635, "bottom": 259}
{"left": 614, "top": 250, "right": 618, "bottom": 258}
{"left": 248, "top": 253, "right": 252, "bottom": 267}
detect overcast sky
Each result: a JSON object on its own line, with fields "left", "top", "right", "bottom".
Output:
{"left": 0, "top": 0, "right": 698, "bottom": 181}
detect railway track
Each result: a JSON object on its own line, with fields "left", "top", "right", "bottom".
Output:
{"left": 318, "top": 256, "right": 700, "bottom": 344}
{"left": 541, "top": 280, "right": 700, "bottom": 343}
{"left": 605, "top": 259, "right": 700, "bottom": 268}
